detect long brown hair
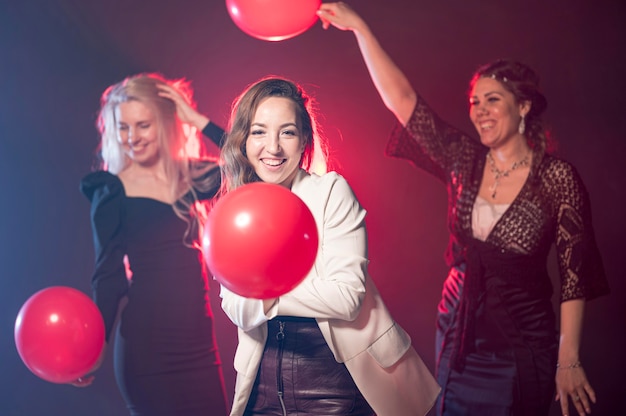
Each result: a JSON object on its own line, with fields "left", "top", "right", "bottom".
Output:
{"left": 220, "top": 77, "right": 326, "bottom": 192}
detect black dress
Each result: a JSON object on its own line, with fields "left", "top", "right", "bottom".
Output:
{"left": 80, "top": 123, "right": 229, "bottom": 416}
{"left": 386, "top": 95, "right": 610, "bottom": 415}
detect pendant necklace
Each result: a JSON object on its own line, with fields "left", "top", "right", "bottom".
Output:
{"left": 487, "top": 152, "right": 529, "bottom": 199}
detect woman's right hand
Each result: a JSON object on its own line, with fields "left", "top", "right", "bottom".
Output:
{"left": 69, "top": 374, "right": 96, "bottom": 388}
{"left": 317, "top": 2, "right": 367, "bottom": 33}
{"left": 68, "top": 343, "right": 107, "bottom": 388}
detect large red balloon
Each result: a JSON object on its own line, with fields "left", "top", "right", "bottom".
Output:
{"left": 226, "top": 0, "right": 322, "bottom": 41}
{"left": 14, "top": 286, "right": 105, "bottom": 383}
{"left": 203, "top": 182, "right": 318, "bottom": 299}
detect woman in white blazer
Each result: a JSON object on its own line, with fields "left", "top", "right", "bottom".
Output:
{"left": 218, "top": 77, "right": 440, "bottom": 416}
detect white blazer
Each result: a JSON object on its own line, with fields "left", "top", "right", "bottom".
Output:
{"left": 220, "top": 170, "right": 440, "bottom": 416}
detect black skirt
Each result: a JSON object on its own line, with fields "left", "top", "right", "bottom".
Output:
{"left": 244, "top": 316, "right": 374, "bottom": 416}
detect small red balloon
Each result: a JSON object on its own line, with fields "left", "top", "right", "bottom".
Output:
{"left": 203, "top": 182, "right": 318, "bottom": 299}
{"left": 14, "top": 286, "right": 105, "bottom": 383}
{"left": 226, "top": 0, "right": 322, "bottom": 41}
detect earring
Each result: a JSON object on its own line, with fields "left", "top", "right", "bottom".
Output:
{"left": 518, "top": 115, "right": 526, "bottom": 135}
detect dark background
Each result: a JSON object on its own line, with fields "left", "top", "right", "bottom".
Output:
{"left": 1, "top": 1, "right": 624, "bottom": 414}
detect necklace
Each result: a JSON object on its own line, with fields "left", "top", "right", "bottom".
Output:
{"left": 487, "top": 152, "right": 529, "bottom": 199}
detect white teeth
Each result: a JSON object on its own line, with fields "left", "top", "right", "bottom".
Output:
{"left": 262, "top": 159, "right": 284, "bottom": 167}
{"left": 480, "top": 122, "right": 494, "bottom": 130}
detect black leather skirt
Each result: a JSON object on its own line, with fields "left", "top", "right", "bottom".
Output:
{"left": 244, "top": 316, "right": 374, "bottom": 416}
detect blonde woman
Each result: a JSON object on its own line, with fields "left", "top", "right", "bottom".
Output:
{"left": 78, "top": 73, "right": 228, "bottom": 415}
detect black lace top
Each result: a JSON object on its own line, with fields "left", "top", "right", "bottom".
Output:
{"left": 387, "top": 94, "right": 609, "bottom": 304}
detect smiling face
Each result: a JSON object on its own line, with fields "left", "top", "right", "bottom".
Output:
{"left": 245, "top": 96, "right": 305, "bottom": 189}
{"left": 469, "top": 77, "right": 530, "bottom": 149}
{"left": 115, "top": 100, "right": 161, "bottom": 167}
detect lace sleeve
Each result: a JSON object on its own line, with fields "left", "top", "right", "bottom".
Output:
{"left": 547, "top": 160, "right": 609, "bottom": 302}
{"left": 385, "top": 94, "right": 482, "bottom": 182}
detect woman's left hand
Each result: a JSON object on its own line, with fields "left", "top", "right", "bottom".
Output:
{"left": 157, "top": 84, "right": 209, "bottom": 130}
{"left": 68, "top": 374, "right": 96, "bottom": 387}
{"left": 67, "top": 342, "right": 107, "bottom": 388}
{"left": 555, "top": 364, "right": 596, "bottom": 416}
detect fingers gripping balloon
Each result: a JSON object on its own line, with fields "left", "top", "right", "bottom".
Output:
{"left": 226, "top": 0, "right": 322, "bottom": 41}
{"left": 14, "top": 286, "right": 105, "bottom": 383}
{"left": 202, "top": 183, "right": 318, "bottom": 299}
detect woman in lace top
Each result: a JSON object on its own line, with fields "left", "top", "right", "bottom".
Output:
{"left": 318, "top": 3, "right": 609, "bottom": 416}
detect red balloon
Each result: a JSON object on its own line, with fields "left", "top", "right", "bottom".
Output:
{"left": 226, "top": 0, "right": 322, "bottom": 41}
{"left": 14, "top": 286, "right": 105, "bottom": 383}
{"left": 203, "top": 182, "right": 318, "bottom": 299}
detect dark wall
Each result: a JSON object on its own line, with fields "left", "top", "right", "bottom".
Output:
{"left": 1, "top": 1, "right": 623, "bottom": 414}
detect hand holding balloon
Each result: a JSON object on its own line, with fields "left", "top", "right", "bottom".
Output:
{"left": 68, "top": 344, "right": 107, "bottom": 387}
{"left": 202, "top": 183, "right": 318, "bottom": 299}
{"left": 14, "top": 286, "right": 105, "bottom": 384}
{"left": 317, "top": 2, "right": 367, "bottom": 32}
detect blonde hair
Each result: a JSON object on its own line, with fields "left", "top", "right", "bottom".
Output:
{"left": 96, "top": 73, "right": 219, "bottom": 246}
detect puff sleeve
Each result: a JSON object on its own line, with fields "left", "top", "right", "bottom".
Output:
{"left": 80, "top": 171, "right": 129, "bottom": 341}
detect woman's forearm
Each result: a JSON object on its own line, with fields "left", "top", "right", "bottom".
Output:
{"left": 558, "top": 298, "right": 585, "bottom": 366}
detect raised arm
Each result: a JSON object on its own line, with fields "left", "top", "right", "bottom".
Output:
{"left": 157, "top": 83, "right": 226, "bottom": 147}
{"left": 158, "top": 84, "right": 210, "bottom": 131}
{"left": 317, "top": 2, "right": 417, "bottom": 125}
